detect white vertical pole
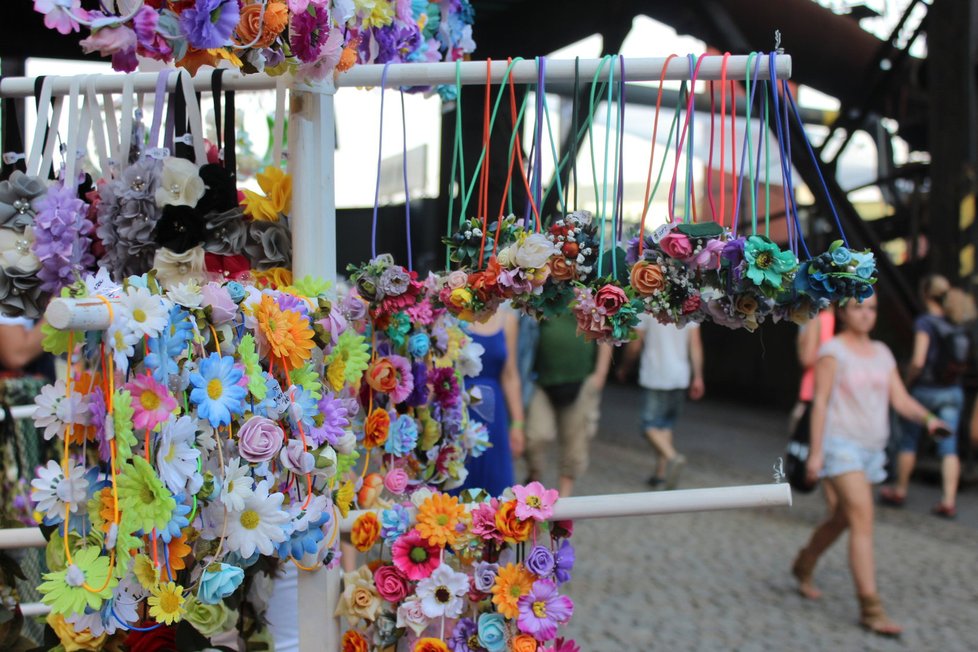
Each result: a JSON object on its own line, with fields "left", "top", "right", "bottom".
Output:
{"left": 286, "top": 80, "right": 341, "bottom": 652}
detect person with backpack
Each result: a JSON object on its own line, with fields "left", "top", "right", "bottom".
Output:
{"left": 879, "top": 274, "right": 966, "bottom": 518}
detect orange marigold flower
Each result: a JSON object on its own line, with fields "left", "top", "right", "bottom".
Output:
{"left": 491, "top": 562, "right": 535, "bottom": 619}
{"left": 495, "top": 500, "right": 532, "bottom": 544}
{"left": 341, "top": 629, "right": 369, "bottom": 652}
{"left": 366, "top": 358, "right": 398, "bottom": 394}
{"left": 363, "top": 408, "right": 391, "bottom": 449}
{"left": 254, "top": 294, "right": 315, "bottom": 370}
{"left": 415, "top": 493, "right": 465, "bottom": 547}
{"left": 351, "top": 512, "right": 380, "bottom": 552}
{"left": 236, "top": 0, "right": 288, "bottom": 49}
{"left": 414, "top": 638, "right": 449, "bottom": 652}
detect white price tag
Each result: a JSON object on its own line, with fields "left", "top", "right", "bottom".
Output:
{"left": 651, "top": 223, "right": 672, "bottom": 244}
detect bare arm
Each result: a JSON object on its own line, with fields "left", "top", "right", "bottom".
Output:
{"left": 501, "top": 313, "right": 526, "bottom": 457}
{"left": 688, "top": 326, "right": 705, "bottom": 400}
{"left": 889, "top": 367, "right": 941, "bottom": 430}
{"left": 589, "top": 343, "right": 613, "bottom": 390}
{"left": 806, "top": 355, "right": 837, "bottom": 484}
{"left": 796, "top": 317, "right": 822, "bottom": 368}
{"left": 904, "top": 330, "right": 929, "bottom": 386}
{"left": 0, "top": 323, "right": 45, "bottom": 371}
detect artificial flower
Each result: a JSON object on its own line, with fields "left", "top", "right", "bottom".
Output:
{"left": 743, "top": 235, "right": 798, "bottom": 290}
{"left": 416, "top": 493, "right": 465, "bottom": 547}
{"left": 183, "top": 594, "right": 235, "bottom": 637}
{"left": 189, "top": 352, "right": 247, "bottom": 428}
{"left": 477, "top": 612, "right": 508, "bottom": 652}
{"left": 237, "top": 415, "right": 285, "bottom": 463}
{"left": 39, "top": 545, "right": 116, "bottom": 614}
{"left": 148, "top": 581, "right": 186, "bottom": 625}
{"left": 153, "top": 246, "right": 206, "bottom": 287}
{"left": 166, "top": 531, "right": 193, "bottom": 571}
{"left": 396, "top": 595, "right": 431, "bottom": 637}
{"left": 526, "top": 545, "right": 556, "bottom": 577}
{"left": 416, "top": 563, "right": 469, "bottom": 618}
{"left": 491, "top": 562, "right": 535, "bottom": 619}
{"left": 512, "top": 635, "right": 539, "bottom": 652}
{"left": 127, "top": 373, "right": 177, "bottom": 431}
{"left": 117, "top": 286, "right": 168, "bottom": 339}
{"left": 225, "top": 480, "right": 289, "bottom": 557}
{"left": 179, "top": 0, "right": 240, "bottom": 50}
{"left": 156, "top": 415, "right": 202, "bottom": 495}
{"left": 254, "top": 293, "right": 315, "bottom": 370}
{"left": 517, "top": 579, "right": 574, "bottom": 641}
{"left": 659, "top": 232, "right": 693, "bottom": 259}
{"left": 495, "top": 499, "right": 532, "bottom": 544}
{"left": 33, "top": 0, "right": 84, "bottom": 35}
{"left": 363, "top": 407, "right": 391, "bottom": 449}
{"left": 32, "top": 380, "right": 91, "bottom": 441}
{"left": 391, "top": 528, "right": 441, "bottom": 580}
{"left": 342, "top": 629, "right": 370, "bottom": 652}
{"left": 554, "top": 540, "right": 575, "bottom": 584}
{"left": 351, "top": 511, "right": 380, "bottom": 552}
{"left": 373, "top": 564, "right": 410, "bottom": 603}
{"left": 415, "top": 639, "right": 450, "bottom": 652}
{"left": 236, "top": 0, "right": 289, "bottom": 48}
{"left": 242, "top": 166, "right": 292, "bottom": 221}
{"left": 335, "top": 565, "right": 382, "bottom": 623}
{"left": 198, "top": 562, "right": 245, "bottom": 605}
{"left": 46, "top": 611, "right": 108, "bottom": 652}
{"left": 385, "top": 413, "right": 419, "bottom": 456}
{"left": 117, "top": 456, "right": 177, "bottom": 534}
{"left": 512, "top": 481, "right": 559, "bottom": 521}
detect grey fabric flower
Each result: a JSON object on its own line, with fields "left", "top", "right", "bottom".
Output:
{"left": 244, "top": 218, "right": 292, "bottom": 270}
{"left": 379, "top": 265, "right": 410, "bottom": 296}
{"left": 0, "top": 171, "right": 47, "bottom": 232}
{"left": 96, "top": 157, "right": 163, "bottom": 278}
{"left": 204, "top": 207, "right": 249, "bottom": 255}
{"left": 0, "top": 265, "right": 45, "bottom": 319}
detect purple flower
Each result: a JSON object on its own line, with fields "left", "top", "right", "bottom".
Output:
{"left": 449, "top": 617, "right": 481, "bottom": 652}
{"left": 179, "top": 0, "right": 239, "bottom": 50}
{"left": 89, "top": 387, "right": 110, "bottom": 463}
{"left": 430, "top": 366, "right": 460, "bottom": 410}
{"left": 369, "top": 22, "right": 423, "bottom": 64}
{"left": 31, "top": 180, "right": 94, "bottom": 293}
{"left": 290, "top": 4, "right": 331, "bottom": 63}
{"left": 517, "top": 579, "right": 574, "bottom": 641}
{"left": 554, "top": 539, "right": 574, "bottom": 584}
{"left": 310, "top": 392, "right": 350, "bottom": 447}
{"left": 237, "top": 416, "right": 285, "bottom": 463}
{"left": 384, "top": 414, "right": 418, "bottom": 456}
{"left": 472, "top": 561, "right": 498, "bottom": 593}
{"left": 276, "top": 293, "right": 309, "bottom": 318}
{"left": 721, "top": 237, "right": 746, "bottom": 267}
{"left": 526, "top": 545, "right": 556, "bottom": 578}
{"left": 406, "top": 360, "right": 429, "bottom": 407}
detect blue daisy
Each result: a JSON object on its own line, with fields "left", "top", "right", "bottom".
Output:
{"left": 189, "top": 352, "right": 246, "bottom": 428}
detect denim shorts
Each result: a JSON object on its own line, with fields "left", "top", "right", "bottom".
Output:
{"left": 821, "top": 436, "right": 887, "bottom": 484}
{"left": 641, "top": 388, "right": 686, "bottom": 430}
{"left": 899, "top": 385, "right": 963, "bottom": 457}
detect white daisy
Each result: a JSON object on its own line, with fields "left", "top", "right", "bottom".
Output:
{"left": 30, "top": 460, "right": 88, "bottom": 522}
{"left": 116, "top": 286, "right": 168, "bottom": 339}
{"left": 415, "top": 563, "right": 469, "bottom": 619}
{"left": 224, "top": 480, "right": 289, "bottom": 558}
{"left": 156, "top": 415, "right": 202, "bottom": 495}
{"left": 106, "top": 321, "right": 140, "bottom": 373}
{"left": 220, "top": 457, "right": 254, "bottom": 512}
{"left": 33, "top": 380, "right": 90, "bottom": 441}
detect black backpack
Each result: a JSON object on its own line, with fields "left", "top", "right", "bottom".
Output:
{"left": 924, "top": 315, "right": 970, "bottom": 386}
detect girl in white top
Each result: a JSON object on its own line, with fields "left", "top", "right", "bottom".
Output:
{"left": 791, "top": 294, "right": 947, "bottom": 637}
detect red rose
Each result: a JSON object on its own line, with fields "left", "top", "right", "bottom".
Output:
{"left": 681, "top": 294, "right": 702, "bottom": 315}
{"left": 595, "top": 284, "right": 628, "bottom": 315}
{"left": 374, "top": 564, "right": 410, "bottom": 603}
{"left": 125, "top": 623, "right": 177, "bottom": 652}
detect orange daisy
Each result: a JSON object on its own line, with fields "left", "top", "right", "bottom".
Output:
{"left": 491, "top": 562, "right": 535, "bottom": 619}
{"left": 254, "top": 294, "right": 315, "bottom": 370}
{"left": 96, "top": 487, "right": 119, "bottom": 533}
{"left": 166, "top": 531, "right": 193, "bottom": 572}
{"left": 415, "top": 494, "right": 465, "bottom": 548}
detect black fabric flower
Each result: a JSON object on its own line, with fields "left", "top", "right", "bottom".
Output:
{"left": 155, "top": 205, "right": 205, "bottom": 253}
{"left": 195, "top": 163, "right": 238, "bottom": 214}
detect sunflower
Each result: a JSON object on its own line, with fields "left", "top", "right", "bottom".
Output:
{"left": 254, "top": 294, "right": 315, "bottom": 370}
{"left": 490, "top": 562, "right": 535, "bottom": 619}
{"left": 116, "top": 457, "right": 177, "bottom": 535}
{"left": 148, "top": 581, "right": 186, "bottom": 625}
{"left": 415, "top": 494, "right": 465, "bottom": 548}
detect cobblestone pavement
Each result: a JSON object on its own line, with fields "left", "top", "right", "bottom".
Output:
{"left": 518, "top": 386, "right": 977, "bottom": 651}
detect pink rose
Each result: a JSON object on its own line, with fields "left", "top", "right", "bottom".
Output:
{"left": 595, "top": 284, "right": 628, "bottom": 315}
{"left": 659, "top": 232, "right": 693, "bottom": 259}
{"left": 384, "top": 467, "right": 409, "bottom": 495}
{"left": 280, "top": 439, "right": 314, "bottom": 475}
{"left": 201, "top": 282, "right": 237, "bottom": 325}
{"left": 446, "top": 270, "right": 468, "bottom": 290}
{"left": 79, "top": 25, "right": 137, "bottom": 56}
{"left": 374, "top": 564, "right": 410, "bottom": 603}
{"left": 237, "top": 416, "right": 284, "bottom": 463}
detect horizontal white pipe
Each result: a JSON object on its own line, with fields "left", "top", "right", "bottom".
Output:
{"left": 45, "top": 297, "right": 117, "bottom": 331}
{"left": 340, "top": 483, "right": 791, "bottom": 531}
{"left": 0, "top": 528, "right": 45, "bottom": 549}
{"left": 0, "top": 404, "right": 37, "bottom": 421}
{"left": 20, "top": 602, "right": 50, "bottom": 617}
{"left": 0, "top": 55, "right": 791, "bottom": 98}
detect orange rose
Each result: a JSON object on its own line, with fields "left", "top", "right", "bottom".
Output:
{"left": 495, "top": 500, "right": 532, "bottom": 543}
{"left": 364, "top": 408, "right": 391, "bottom": 449}
{"left": 511, "top": 634, "right": 538, "bottom": 652}
{"left": 351, "top": 512, "right": 380, "bottom": 552}
{"left": 414, "top": 638, "right": 449, "bottom": 652}
{"left": 342, "top": 630, "right": 369, "bottom": 652}
{"left": 366, "top": 358, "right": 399, "bottom": 394}
{"left": 549, "top": 256, "right": 577, "bottom": 282}
{"left": 236, "top": 1, "right": 289, "bottom": 49}
{"left": 630, "top": 261, "right": 665, "bottom": 296}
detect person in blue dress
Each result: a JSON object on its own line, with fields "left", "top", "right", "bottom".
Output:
{"left": 457, "top": 306, "right": 525, "bottom": 497}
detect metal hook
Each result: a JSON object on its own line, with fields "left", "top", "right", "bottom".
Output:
{"left": 774, "top": 29, "right": 784, "bottom": 54}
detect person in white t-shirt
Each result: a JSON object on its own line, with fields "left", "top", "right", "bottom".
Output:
{"left": 620, "top": 315, "right": 704, "bottom": 489}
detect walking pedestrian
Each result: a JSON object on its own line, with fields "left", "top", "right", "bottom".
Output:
{"left": 879, "top": 275, "right": 966, "bottom": 518}
{"left": 619, "top": 316, "right": 704, "bottom": 489}
{"left": 792, "top": 294, "right": 948, "bottom": 637}
{"left": 524, "top": 312, "right": 612, "bottom": 497}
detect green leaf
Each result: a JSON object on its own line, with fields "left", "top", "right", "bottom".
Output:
{"left": 676, "top": 221, "right": 724, "bottom": 239}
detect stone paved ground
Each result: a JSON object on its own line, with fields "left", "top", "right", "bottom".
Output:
{"left": 518, "top": 386, "right": 977, "bottom": 651}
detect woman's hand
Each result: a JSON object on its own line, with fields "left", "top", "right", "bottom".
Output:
{"left": 509, "top": 425, "right": 525, "bottom": 458}
{"left": 805, "top": 449, "right": 823, "bottom": 486}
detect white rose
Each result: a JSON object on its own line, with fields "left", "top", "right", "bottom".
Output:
{"left": 0, "top": 226, "right": 39, "bottom": 271}
{"left": 513, "top": 233, "right": 557, "bottom": 269}
{"left": 395, "top": 596, "right": 430, "bottom": 637}
{"left": 332, "top": 431, "right": 356, "bottom": 456}
{"left": 496, "top": 244, "right": 515, "bottom": 267}
{"left": 153, "top": 246, "right": 206, "bottom": 288}
{"left": 155, "top": 157, "right": 205, "bottom": 208}
{"left": 410, "top": 486, "right": 434, "bottom": 508}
